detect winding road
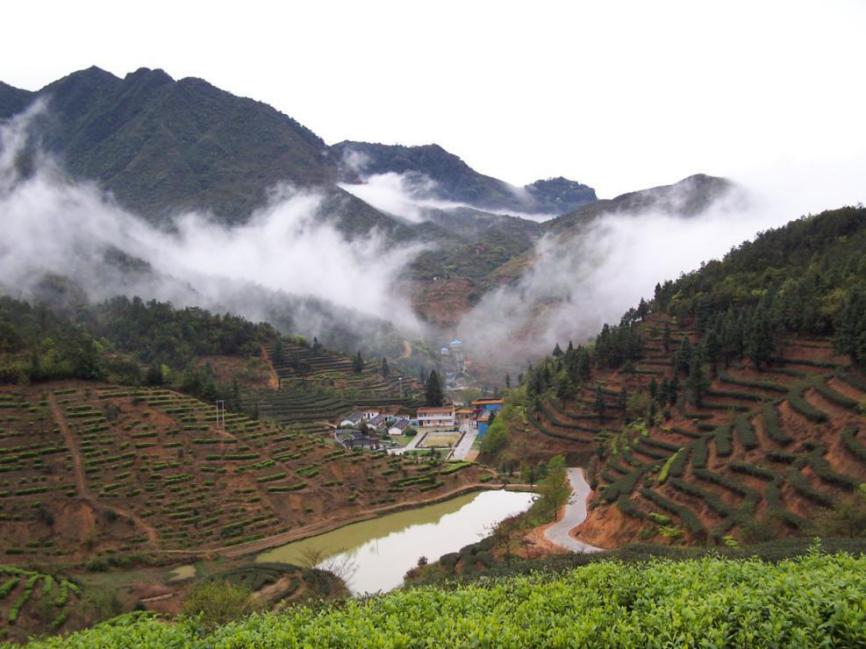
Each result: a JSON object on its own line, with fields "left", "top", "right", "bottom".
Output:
{"left": 543, "top": 468, "right": 602, "bottom": 553}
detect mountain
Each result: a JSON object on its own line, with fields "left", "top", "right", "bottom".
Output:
{"left": 545, "top": 173, "right": 737, "bottom": 235}
{"left": 331, "top": 141, "right": 597, "bottom": 215}
{"left": 0, "top": 81, "right": 33, "bottom": 117}
{"left": 1, "top": 67, "right": 404, "bottom": 235}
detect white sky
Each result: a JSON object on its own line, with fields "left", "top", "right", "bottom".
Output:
{"left": 2, "top": 0, "right": 865, "bottom": 197}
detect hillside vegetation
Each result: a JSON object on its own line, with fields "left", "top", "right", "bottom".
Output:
{"left": 0, "top": 382, "right": 487, "bottom": 562}
{"left": 488, "top": 206, "right": 866, "bottom": 547}
{"left": 6, "top": 552, "right": 865, "bottom": 647}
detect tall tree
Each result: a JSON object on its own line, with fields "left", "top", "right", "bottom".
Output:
{"left": 594, "top": 385, "right": 606, "bottom": 422}
{"left": 686, "top": 347, "right": 709, "bottom": 407}
{"left": 425, "top": 370, "right": 444, "bottom": 406}
{"left": 352, "top": 351, "right": 364, "bottom": 373}
{"left": 270, "top": 337, "right": 284, "bottom": 366}
{"left": 380, "top": 357, "right": 390, "bottom": 377}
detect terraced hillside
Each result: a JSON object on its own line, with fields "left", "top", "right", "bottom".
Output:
{"left": 591, "top": 320, "right": 865, "bottom": 546}
{"left": 254, "top": 342, "right": 422, "bottom": 430}
{"left": 496, "top": 207, "right": 866, "bottom": 548}
{"left": 0, "top": 566, "right": 80, "bottom": 642}
{"left": 0, "top": 383, "right": 487, "bottom": 562}
{"left": 504, "top": 315, "right": 866, "bottom": 547}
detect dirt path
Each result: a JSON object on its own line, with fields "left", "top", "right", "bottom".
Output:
{"left": 260, "top": 345, "right": 280, "bottom": 389}
{"left": 49, "top": 392, "right": 159, "bottom": 545}
{"left": 543, "top": 468, "right": 602, "bottom": 553}
{"left": 49, "top": 393, "right": 90, "bottom": 498}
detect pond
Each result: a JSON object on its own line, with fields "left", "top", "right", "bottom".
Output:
{"left": 256, "top": 489, "right": 535, "bottom": 594}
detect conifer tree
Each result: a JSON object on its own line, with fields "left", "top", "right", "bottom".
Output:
{"left": 425, "top": 370, "right": 444, "bottom": 406}
{"left": 594, "top": 385, "right": 606, "bottom": 422}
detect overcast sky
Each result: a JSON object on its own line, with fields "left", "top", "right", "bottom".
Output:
{"left": 3, "top": 0, "right": 865, "bottom": 197}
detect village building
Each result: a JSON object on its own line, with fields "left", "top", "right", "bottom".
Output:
{"left": 361, "top": 409, "right": 381, "bottom": 421}
{"left": 472, "top": 398, "right": 504, "bottom": 414}
{"left": 477, "top": 411, "right": 491, "bottom": 436}
{"left": 367, "top": 413, "right": 389, "bottom": 432}
{"left": 416, "top": 406, "right": 456, "bottom": 428}
{"left": 455, "top": 407, "right": 475, "bottom": 427}
{"left": 339, "top": 411, "right": 364, "bottom": 428}
{"left": 335, "top": 429, "right": 380, "bottom": 450}
{"left": 388, "top": 418, "right": 411, "bottom": 436}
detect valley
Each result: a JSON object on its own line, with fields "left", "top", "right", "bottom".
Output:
{"left": 0, "top": 49, "right": 865, "bottom": 647}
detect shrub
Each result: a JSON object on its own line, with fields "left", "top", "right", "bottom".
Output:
{"left": 181, "top": 580, "right": 254, "bottom": 630}
{"left": 713, "top": 425, "right": 732, "bottom": 457}
{"left": 733, "top": 415, "right": 758, "bottom": 450}
{"left": 813, "top": 381, "right": 860, "bottom": 410}
{"left": 841, "top": 427, "right": 866, "bottom": 462}
{"left": 762, "top": 403, "right": 792, "bottom": 445}
{"left": 787, "top": 386, "right": 829, "bottom": 423}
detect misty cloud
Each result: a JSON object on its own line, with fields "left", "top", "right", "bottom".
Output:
{"left": 457, "top": 161, "right": 866, "bottom": 375}
{"left": 339, "top": 172, "right": 558, "bottom": 224}
{"left": 0, "top": 104, "right": 425, "bottom": 343}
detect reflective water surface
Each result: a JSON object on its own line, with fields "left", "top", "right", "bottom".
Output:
{"left": 257, "top": 490, "right": 535, "bottom": 594}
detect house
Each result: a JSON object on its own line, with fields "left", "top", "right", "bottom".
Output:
{"left": 472, "top": 398, "right": 504, "bottom": 414}
{"left": 336, "top": 429, "right": 380, "bottom": 450}
{"left": 455, "top": 407, "right": 475, "bottom": 427}
{"left": 477, "top": 411, "right": 491, "bottom": 436}
{"left": 339, "top": 411, "right": 364, "bottom": 428}
{"left": 388, "top": 418, "right": 411, "bottom": 436}
{"left": 417, "top": 406, "right": 455, "bottom": 428}
{"left": 362, "top": 409, "right": 381, "bottom": 421}
{"left": 368, "top": 413, "right": 389, "bottom": 432}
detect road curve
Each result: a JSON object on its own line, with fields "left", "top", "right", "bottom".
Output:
{"left": 544, "top": 468, "right": 603, "bottom": 553}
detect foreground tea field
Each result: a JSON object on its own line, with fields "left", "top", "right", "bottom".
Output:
{"left": 8, "top": 552, "right": 865, "bottom": 647}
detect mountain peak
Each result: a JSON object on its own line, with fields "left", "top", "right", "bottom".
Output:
{"left": 124, "top": 67, "right": 174, "bottom": 85}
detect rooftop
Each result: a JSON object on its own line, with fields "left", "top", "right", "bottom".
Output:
{"left": 417, "top": 406, "right": 455, "bottom": 415}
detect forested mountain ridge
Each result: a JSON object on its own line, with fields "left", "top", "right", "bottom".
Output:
{"left": 0, "top": 68, "right": 596, "bottom": 230}
{"left": 484, "top": 205, "right": 866, "bottom": 547}
{"left": 544, "top": 173, "right": 737, "bottom": 235}
{"left": 0, "top": 67, "right": 402, "bottom": 234}
{"left": 332, "top": 140, "right": 597, "bottom": 215}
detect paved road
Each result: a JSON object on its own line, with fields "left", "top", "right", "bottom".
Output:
{"left": 544, "top": 468, "right": 602, "bottom": 553}
{"left": 451, "top": 426, "right": 477, "bottom": 461}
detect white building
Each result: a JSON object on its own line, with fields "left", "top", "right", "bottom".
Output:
{"left": 388, "top": 418, "right": 410, "bottom": 436}
{"left": 416, "top": 406, "right": 455, "bottom": 428}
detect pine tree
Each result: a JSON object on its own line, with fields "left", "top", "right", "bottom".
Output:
{"left": 425, "top": 370, "right": 444, "bottom": 406}
{"left": 686, "top": 347, "right": 709, "bottom": 407}
{"left": 381, "top": 357, "right": 390, "bottom": 377}
{"left": 675, "top": 337, "right": 692, "bottom": 375}
{"left": 552, "top": 343, "right": 563, "bottom": 357}
{"left": 575, "top": 347, "right": 591, "bottom": 382}
{"left": 703, "top": 328, "right": 721, "bottom": 377}
{"left": 746, "top": 307, "right": 775, "bottom": 370}
{"left": 649, "top": 377, "right": 658, "bottom": 402}
{"left": 594, "top": 386, "right": 606, "bottom": 422}
{"left": 352, "top": 351, "right": 364, "bottom": 373}
{"left": 505, "top": 373, "right": 511, "bottom": 389}
{"left": 270, "top": 337, "right": 284, "bottom": 366}
{"left": 668, "top": 375, "right": 680, "bottom": 406}
{"left": 145, "top": 362, "right": 163, "bottom": 386}
{"left": 662, "top": 323, "right": 671, "bottom": 352}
